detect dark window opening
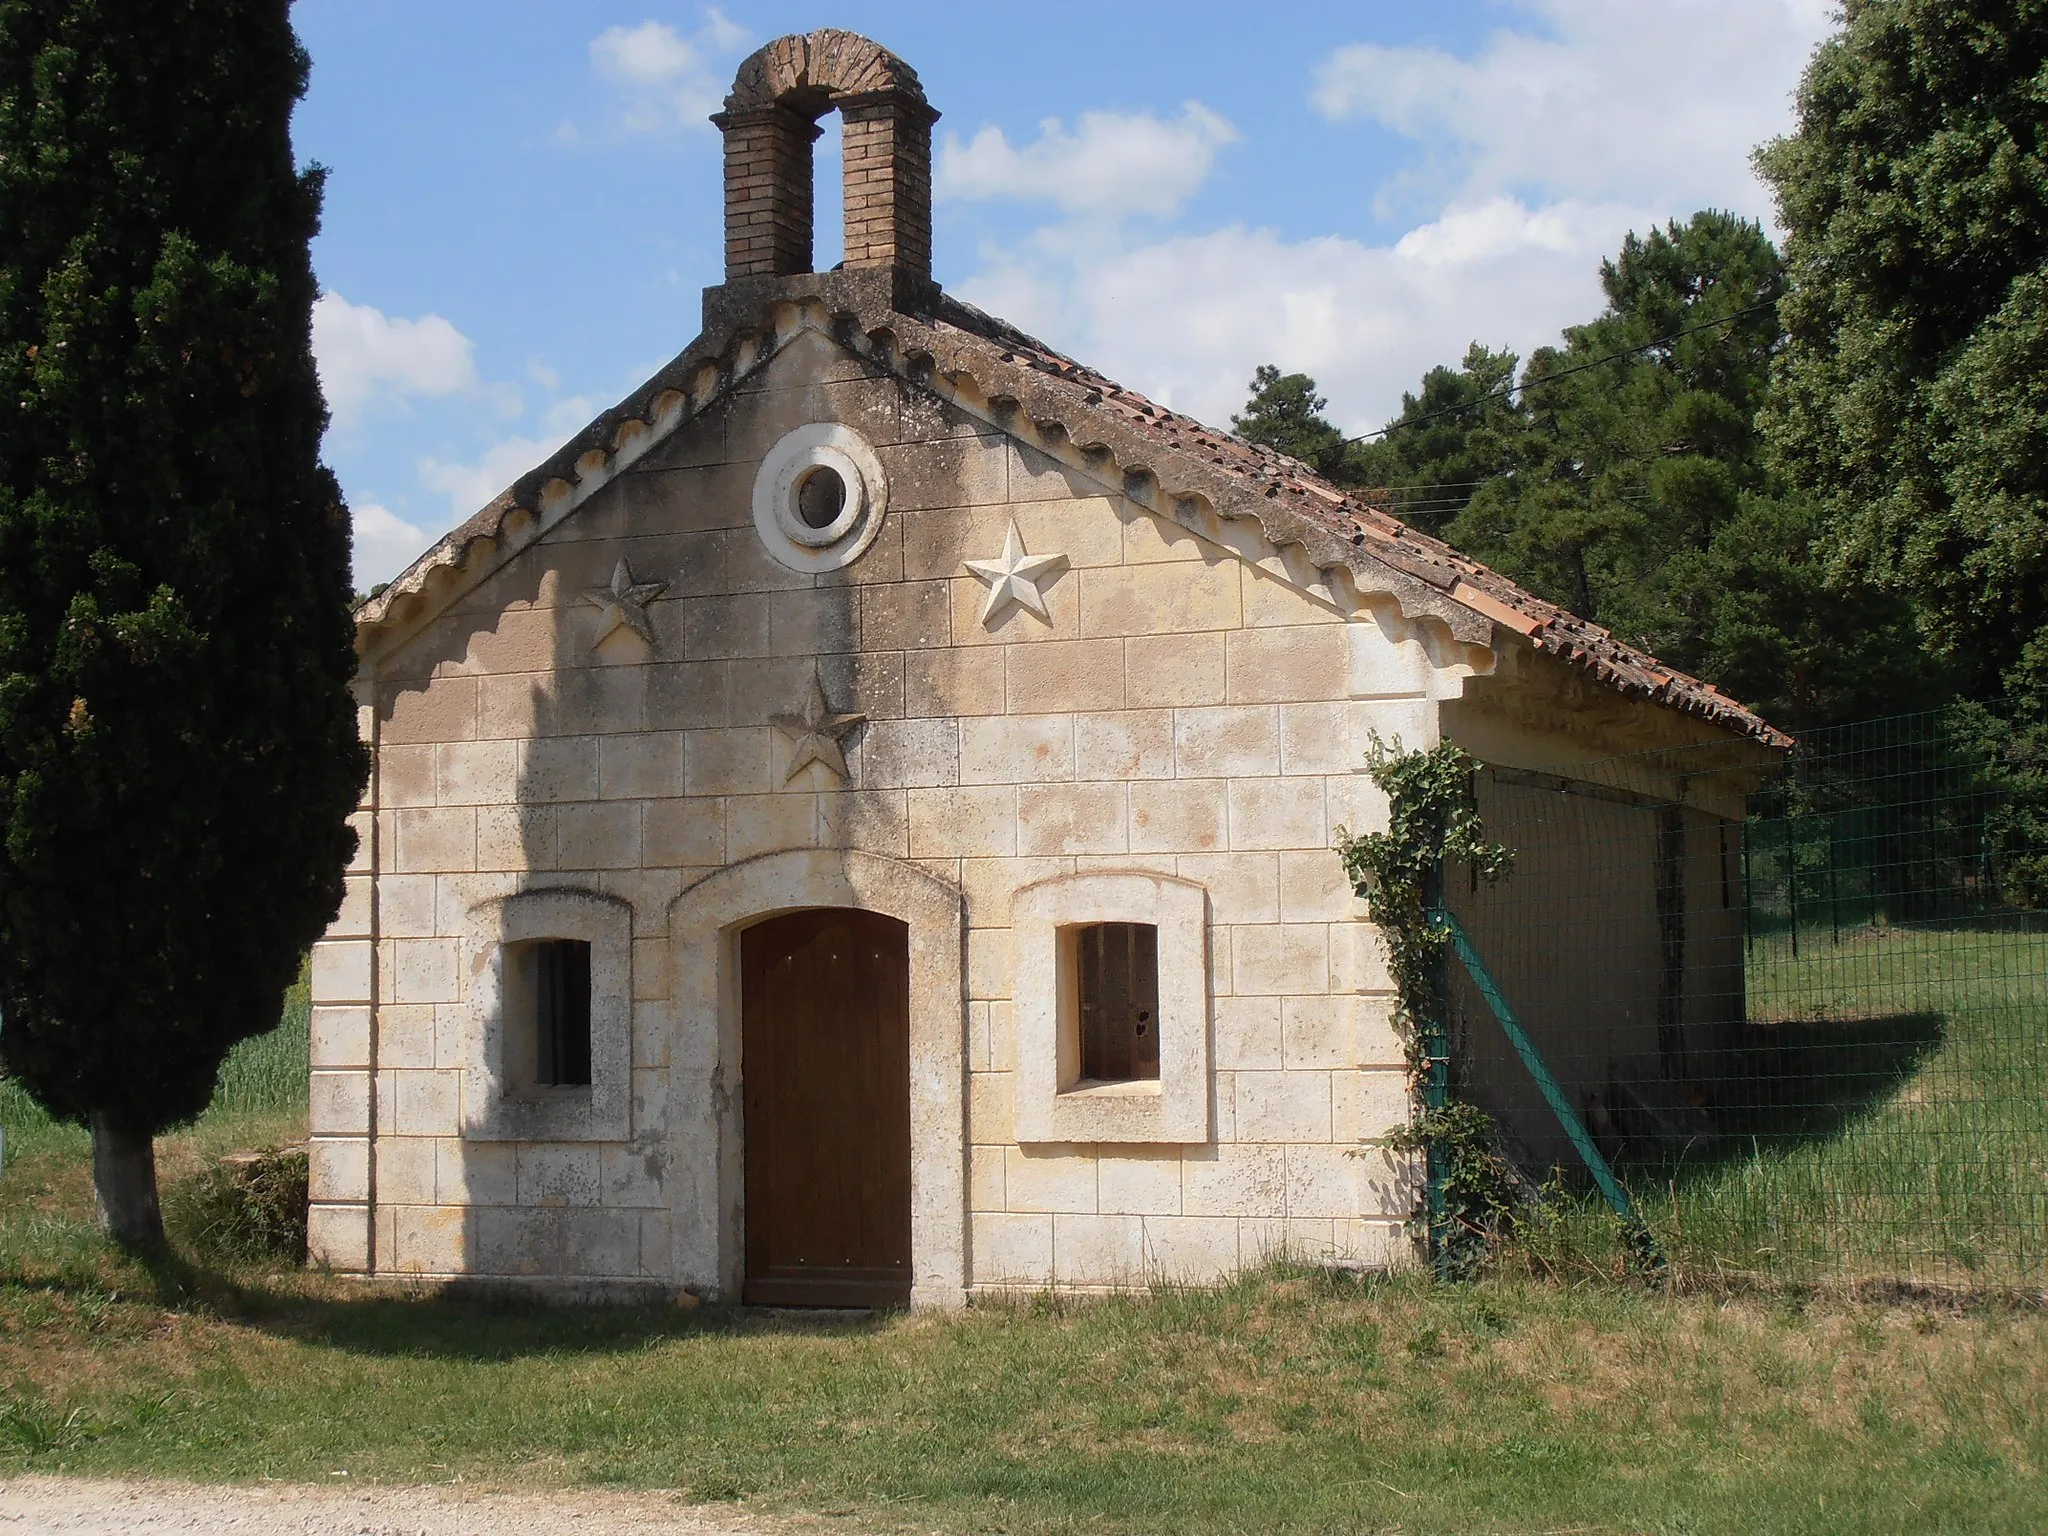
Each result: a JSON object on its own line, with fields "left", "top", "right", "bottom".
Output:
{"left": 796, "top": 465, "right": 847, "bottom": 529}
{"left": 1076, "top": 922, "right": 1159, "bottom": 1083}
{"left": 531, "top": 938, "right": 592, "bottom": 1087}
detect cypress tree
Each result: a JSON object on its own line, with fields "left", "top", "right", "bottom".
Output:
{"left": 0, "top": 1, "right": 366, "bottom": 1243}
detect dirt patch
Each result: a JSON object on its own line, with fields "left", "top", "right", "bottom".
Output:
{"left": 0, "top": 1476, "right": 776, "bottom": 1535}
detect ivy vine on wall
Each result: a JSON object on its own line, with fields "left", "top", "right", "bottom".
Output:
{"left": 1336, "top": 736, "right": 1519, "bottom": 1277}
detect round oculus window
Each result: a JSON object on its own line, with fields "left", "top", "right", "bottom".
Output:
{"left": 751, "top": 423, "right": 888, "bottom": 573}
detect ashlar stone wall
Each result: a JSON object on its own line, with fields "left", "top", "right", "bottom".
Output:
{"left": 310, "top": 321, "right": 1469, "bottom": 1297}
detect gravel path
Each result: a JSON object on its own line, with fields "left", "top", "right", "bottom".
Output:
{"left": 0, "top": 1477, "right": 776, "bottom": 1535}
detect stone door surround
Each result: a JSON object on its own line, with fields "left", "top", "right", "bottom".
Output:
{"left": 665, "top": 848, "right": 967, "bottom": 1308}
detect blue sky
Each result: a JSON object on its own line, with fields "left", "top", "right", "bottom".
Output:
{"left": 292, "top": 1, "right": 1835, "bottom": 588}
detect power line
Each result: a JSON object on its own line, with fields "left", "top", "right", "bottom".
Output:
{"left": 1341, "top": 299, "right": 1779, "bottom": 446}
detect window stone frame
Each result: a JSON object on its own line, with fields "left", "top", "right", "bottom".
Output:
{"left": 751, "top": 422, "right": 890, "bottom": 574}
{"left": 464, "top": 887, "right": 633, "bottom": 1142}
{"left": 1013, "top": 870, "right": 1212, "bottom": 1145}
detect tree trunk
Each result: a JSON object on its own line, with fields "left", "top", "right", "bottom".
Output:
{"left": 89, "top": 1111, "right": 164, "bottom": 1249}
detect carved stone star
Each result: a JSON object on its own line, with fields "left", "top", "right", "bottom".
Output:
{"left": 964, "top": 520, "right": 1066, "bottom": 627}
{"left": 585, "top": 558, "right": 667, "bottom": 651}
{"left": 771, "top": 668, "right": 867, "bottom": 785}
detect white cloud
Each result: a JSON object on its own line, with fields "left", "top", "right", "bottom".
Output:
{"left": 313, "top": 293, "right": 478, "bottom": 430}
{"left": 939, "top": 104, "right": 1238, "bottom": 219}
{"left": 418, "top": 427, "right": 581, "bottom": 524}
{"left": 586, "top": 12, "right": 749, "bottom": 136}
{"left": 1310, "top": 0, "right": 1832, "bottom": 218}
{"left": 954, "top": 197, "right": 1650, "bottom": 439}
{"left": 351, "top": 501, "right": 433, "bottom": 592}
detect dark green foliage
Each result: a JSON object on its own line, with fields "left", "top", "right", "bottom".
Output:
{"left": 169, "top": 1147, "right": 308, "bottom": 1266}
{"left": 1237, "top": 212, "right": 1946, "bottom": 731}
{"left": 1759, "top": 0, "right": 2048, "bottom": 704}
{"left": 1384, "top": 1101, "right": 1523, "bottom": 1280}
{"left": 0, "top": 4, "right": 365, "bottom": 1141}
{"left": 1228, "top": 364, "right": 1347, "bottom": 477}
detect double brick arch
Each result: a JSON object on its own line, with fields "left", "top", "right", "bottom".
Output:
{"left": 713, "top": 30, "right": 939, "bottom": 283}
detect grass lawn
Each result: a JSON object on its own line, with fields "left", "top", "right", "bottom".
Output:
{"left": 2, "top": 975, "right": 2046, "bottom": 1533}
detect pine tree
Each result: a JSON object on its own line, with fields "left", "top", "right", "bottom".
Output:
{"left": 1230, "top": 365, "right": 1347, "bottom": 477}
{"left": 0, "top": 1, "right": 366, "bottom": 1244}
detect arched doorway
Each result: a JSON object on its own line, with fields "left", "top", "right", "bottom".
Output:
{"left": 740, "top": 907, "right": 911, "bottom": 1306}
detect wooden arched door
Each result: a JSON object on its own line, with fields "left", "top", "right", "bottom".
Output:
{"left": 740, "top": 908, "right": 912, "bottom": 1307}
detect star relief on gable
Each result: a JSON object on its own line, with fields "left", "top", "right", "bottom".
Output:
{"left": 584, "top": 558, "right": 668, "bottom": 653}
{"left": 964, "top": 519, "right": 1067, "bottom": 627}
{"left": 771, "top": 666, "right": 867, "bottom": 785}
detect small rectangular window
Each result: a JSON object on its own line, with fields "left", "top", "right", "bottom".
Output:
{"left": 1076, "top": 922, "right": 1159, "bottom": 1083}
{"left": 531, "top": 938, "right": 592, "bottom": 1088}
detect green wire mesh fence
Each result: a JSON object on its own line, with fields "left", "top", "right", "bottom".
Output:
{"left": 1445, "top": 710, "right": 2047, "bottom": 1289}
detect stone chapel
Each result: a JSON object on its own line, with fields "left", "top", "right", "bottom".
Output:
{"left": 306, "top": 30, "right": 1787, "bottom": 1305}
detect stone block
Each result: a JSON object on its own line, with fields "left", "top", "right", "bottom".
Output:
{"left": 1231, "top": 923, "right": 1330, "bottom": 997}
{"left": 391, "top": 939, "right": 460, "bottom": 1005}
{"left": 519, "top": 737, "right": 599, "bottom": 803}
{"left": 1213, "top": 995, "right": 1282, "bottom": 1071}
{"left": 598, "top": 732, "right": 686, "bottom": 800}
{"left": 1181, "top": 1143, "right": 1287, "bottom": 1217}
{"left": 1129, "top": 779, "right": 1227, "bottom": 855}
{"left": 519, "top": 1142, "right": 602, "bottom": 1207}
{"left": 435, "top": 740, "right": 518, "bottom": 806}
{"left": 394, "top": 808, "right": 476, "bottom": 874}
{"left": 552, "top": 665, "right": 650, "bottom": 737}
{"left": 1073, "top": 709, "right": 1174, "bottom": 781}
{"left": 1004, "top": 638, "right": 1124, "bottom": 714}
{"left": 1350, "top": 994, "right": 1404, "bottom": 1067}
{"left": 389, "top": 1203, "right": 469, "bottom": 1274}
{"left": 438, "top": 1139, "right": 517, "bottom": 1206}
{"left": 1226, "top": 627, "right": 1350, "bottom": 704}
{"left": 1284, "top": 1143, "right": 1359, "bottom": 1219}
{"left": 307, "top": 1203, "right": 370, "bottom": 1273}
{"left": 381, "top": 677, "right": 476, "bottom": 745}
{"left": 1277, "top": 702, "right": 1364, "bottom": 777}
{"left": 971, "top": 1212, "right": 1052, "bottom": 1285}
{"left": 1279, "top": 849, "right": 1359, "bottom": 923}
{"left": 1234, "top": 1070, "right": 1333, "bottom": 1142}
{"left": 1176, "top": 852, "right": 1280, "bottom": 926}
{"left": 377, "top": 1004, "right": 436, "bottom": 1069}
{"left": 601, "top": 1141, "right": 668, "bottom": 1207}
{"left": 681, "top": 593, "right": 770, "bottom": 660}
{"left": 967, "top": 926, "right": 1012, "bottom": 1001}
{"left": 1014, "top": 496, "right": 1124, "bottom": 567}
{"left": 1119, "top": 505, "right": 1211, "bottom": 564}
{"left": 476, "top": 806, "right": 557, "bottom": 873}
{"left": 557, "top": 802, "right": 642, "bottom": 870}
{"left": 1226, "top": 778, "right": 1327, "bottom": 852}
{"left": 969, "top": 1071, "right": 1014, "bottom": 1145}
{"left": 379, "top": 745, "right": 436, "bottom": 808}
{"left": 638, "top": 1211, "right": 673, "bottom": 1276}
{"left": 1347, "top": 621, "right": 1433, "bottom": 699}
{"left": 1335, "top": 1220, "right": 1413, "bottom": 1268}
{"left": 310, "top": 940, "right": 373, "bottom": 1005}
{"left": 818, "top": 789, "right": 910, "bottom": 857}
{"left": 1325, "top": 774, "right": 1391, "bottom": 843}
{"left": 768, "top": 588, "right": 861, "bottom": 658}
{"left": 647, "top": 660, "right": 730, "bottom": 730}
{"left": 1139, "top": 1215, "right": 1240, "bottom": 1282}
{"left": 970, "top": 1144, "right": 1005, "bottom": 1209}
{"left": 958, "top": 855, "right": 1070, "bottom": 929}
{"left": 1281, "top": 995, "right": 1350, "bottom": 1071}
{"left": 1080, "top": 561, "right": 1240, "bottom": 638}
{"left": 1097, "top": 1151, "right": 1183, "bottom": 1216}
{"left": 1004, "top": 1147, "right": 1097, "bottom": 1213}
{"left": 309, "top": 1006, "right": 371, "bottom": 1070}
{"left": 1016, "top": 782, "right": 1127, "bottom": 856}
{"left": 1329, "top": 922, "right": 1395, "bottom": 994}
{"left": 1174, "top": 706, "right": 1279, "bottom": 779}
{"left": 904, "top": 647, "right": 1004, "bottom": 718}
{"left": 908, "top": 785, "right": 1015, "bottom": 858}
{"left": 859, "top": 580, "right": 953, "bottom": 650}
{"left": 376, "top": 1137, "right": 438, "bottom": 1204}
{"left": 346, "top": 812, "right": 374, "bottom": 873}
{"left": 393, "top": 1069, "right": 461, "bottom": 1137}
{"left": 1243, "top": 568, "right": 1343, "bottom": 627}
{"left": 899, "top": 506, "right": 1009, "bottom": 582}
{"left": 961, "top": 714, "right": 1074, "bottom": 785}
{"left": 1126, "top": 632, "right": 1224, "bottom": 707}
{"left": 682, "top": 727, "right": 770, "bottom": 797}
{"left": 862, "top": 717, "right": 959, "bottom": 789}
{"left": 1354, "top": 1143, "right": 1423, "bottom": 1225}
{"left": 1007, "top": 443, "right": 1106, "bottom": 506}
{"left": 881, "top": 434, "right": 1010, "bottom": 512}
{"left": 725, "top": 793, "right": 817, "bottom": 862}
{"left": 373, "top": 874, "right": 435, "bottom": 938}
{"left": 644, "top": 797, "right": 726, "bottom": 867}
{"left": 1053, "top": 1213, "right": 1145, "bottom": 1286}
{"left": 308, "top": 1070, "right": 371, "bottom": 1136}
{"left": 1336, "top": 1068, "right": 1412, "bottom": 1144}
{"left": 310, "top": 1138, "right": 369, "bottom": 1204}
